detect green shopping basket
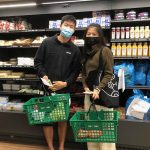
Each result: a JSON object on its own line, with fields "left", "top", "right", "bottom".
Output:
{"left": 23, "top": 93, "right": 70, "bottom": 125}
{"left": 70, "top": 103, "right": 119, "bottom": 143}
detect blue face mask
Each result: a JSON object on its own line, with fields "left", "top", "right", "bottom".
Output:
{"left": 60, "top": 26, "right": 74, "bottom": 38}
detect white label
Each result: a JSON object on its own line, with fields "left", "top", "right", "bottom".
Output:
{"left": 127, "top": 48, "right": 132, "bottom": 56}
{"left": 112, "top": 32, "right": 115, "bottom": 39}
{"left": 140, "top": 31, "right": 144, "bottom": 39}
{"left": 122, "top": 48, "right": 126, "bottom": 56}
{"left": 138, "top": 48, "right": 143, "bottom": 56}
{"left": 132, "top": 48, "right": 137, "bottom": 56}
{"left": 130, "top": 31, "right": 135, "bottom": 39}
{"left": 143, "top": 48, "right": 148, "bottom": 56}
{"left": 135, "top": 31, "right": 139, "bottom": 39}
{"left": 111, "top": 48, "right": 116, "bottom": 56}
{"left": 126, "top": 31, "right": 130, "bottom": 39}
{"left": 117, "top": 48, "right": 121, "bottom": 56}
{"left": 121, "top": 32, "right": 125, "bottom": 39}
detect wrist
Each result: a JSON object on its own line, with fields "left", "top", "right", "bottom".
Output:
{"left": 94, "top": 88, "right": 100, "bottom": 94}
{"left": 64, "top": 82, "right": 67, "bottom": 87}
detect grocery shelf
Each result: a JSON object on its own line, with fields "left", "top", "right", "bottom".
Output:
{"left": 0, "top": 78, "right": 40, "bottom": 81}
{"left": 126, "top": 86, "right": 150, "bottom": 90}
{"left": 0, "top": 65, "right": 34, "bottom": 69}
{"left": 0, "top": 110, "right": 25, "bottom": 114}
{"left": 111, "top": 38, "right": 149, "bottom": 43}
{"left": 0, "top": 91, "right": 41, "bottom": 96}
{"left": 0, "top": 27, "right": 110, "bottom": 34}
{"left": 0, "top": 46, "right": 39, "bottom": 48}
{"left": 111, "top": 18, "right": 150, "bottom": 23}
{"left": 114, "top": 57, "right": 150, "bottom": 60}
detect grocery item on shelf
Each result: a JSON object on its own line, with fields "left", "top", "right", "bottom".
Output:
{"left": 132, "top": 43, "right": 137, "bottom": 57}
{"left": 145, "top": 26, "right": 149, "bottom": 38}
{"left": 137, "top": 43, "right": 143, "bottom": 57}
{"left": 17, "top": 57, "right": 34, "bottom": 66}
{"left": 135, "top": 26, "right": 140, "bottom": 39}
{"left": 13, "top": 38, "right": 33, "bottom": 46}
{"left": 126, "top": 43, "right": 132, "bottom": 56}
{"left": 125, "top": 27, "right": 130, "bottom": 39}
{"left": 143, "top": 42, "right": 148, "bottom": 56}
{"left": 114, "top": 10, "right": 125, "bottom": 20}
{"left": 116, "top": 43, "right": 122, "bottom": 56}
{"left": 111, "top": 43, "right": 116, "bottom": 56}
{"left": 126, "top": 10, "right": 136, "bottom": 20}
{"left": 130, "top": 27, "right": 135, "bottom": 39}
{"left": 116, "top": 27, "right": 120, "bottom": 39}
{"left": 2, "top": 102, "right": 24, "bottom": 112}
{"left": 32, "top": 36, "right": 47, "bottom": 46}
{"left": 111, "top": 27, "right": 115, "bottom": 39}
{"left": 11, "top": 84, "right": 21, "bottom": 91}
{"left": 139, "top": 26, "right": 145, "bottom": 39}
{"left": 121, "top": 27, "right": 125, "bottom": 39}
{"left": 121, "top": 43, "right": 127, "bottom": 57}
{"left": 138, "top": 12, "right": 149, "bottom": 19}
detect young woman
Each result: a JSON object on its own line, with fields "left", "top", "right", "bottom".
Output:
{"left": 82, "top": 23, "right": 115, "bottom": 150}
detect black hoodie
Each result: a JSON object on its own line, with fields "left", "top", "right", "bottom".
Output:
{"left": 34, "top": 35, "right": 81, "bottom": 93}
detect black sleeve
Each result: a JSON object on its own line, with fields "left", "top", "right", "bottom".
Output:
{"left": 65, "top": 48, "right": 81, "bottom": 86}
{"left": 34, "top": 40, "right": 47, "bottom": 78}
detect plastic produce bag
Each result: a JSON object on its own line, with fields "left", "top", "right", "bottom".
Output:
{"left": 135, "top": 62, "right": 148, "bottom": 85}
{"left": 124, "top": 63, "right": 135, "bottom": 87}
{"left": 126, "top": 89, "right": 150, "bottom": 120}
{"left": 147, "top": 70, "right": 150, "bottom": 86}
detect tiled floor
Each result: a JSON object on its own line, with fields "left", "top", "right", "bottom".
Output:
{"left": 0, "top": 141, "right": 86, "bottom": 150}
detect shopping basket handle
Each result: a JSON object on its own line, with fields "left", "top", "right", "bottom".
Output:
{"left": 86, "top": 101, "right": 100, "bottom": 120}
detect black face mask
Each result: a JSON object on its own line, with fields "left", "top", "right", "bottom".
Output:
{"left": 85, "top": 37, "right": 100, "bottom": 47}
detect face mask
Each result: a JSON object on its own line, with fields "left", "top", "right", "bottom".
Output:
{"left": 60, "top": 26, "right": 74, "bottom": 38}
{"left": 85, "top": 37, "right": 100, "bottom": 46}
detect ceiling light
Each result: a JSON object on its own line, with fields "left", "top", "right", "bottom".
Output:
{"left": 42, "top": 0, "right": 95, "bottom": 5}
{"left": 0, "top": 3, "right": 37, "bottom": 8}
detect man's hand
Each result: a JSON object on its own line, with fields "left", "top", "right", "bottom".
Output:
{"left": 49, "top": 81, "right": 67, "bottom": 91}
{"left": 43, "top": 75, "right": 48, "bottom": 80}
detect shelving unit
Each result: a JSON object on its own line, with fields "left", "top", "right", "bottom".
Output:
{"left": 0, "top": 2, "right": 149, "bottom": 149}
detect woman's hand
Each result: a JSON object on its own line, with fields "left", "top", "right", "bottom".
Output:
{"left": 84, "top": 87, "right": 90, "bottom": 92}
{"left": 92, "top": 89, "right": 100, "bottom": 100}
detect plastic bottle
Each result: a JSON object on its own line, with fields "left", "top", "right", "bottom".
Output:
{"left": 111, "top": 27, "right": 116, "bottom": 39}
{"left": 116, "top": 27, "right": 120, "bottom": 39}
{"left": 143, "top": 42, "right": 148, "bottom": 57}
{"left": 132, "top": 43, "right": 137, "bottom": 57}
{"left": 139, "top": 26, "right": 145, "bottom": 39}
{"left": 127, "top": 43, "right": 132, "bottom": 57}
{"left": 125, "top": 27, "right": 130, "bottom": 39}
{"left": 116, "top": 43, "right": 122, "bottom": 57}
{"left": 121, "top": 43, "right": 127, "bottom": 57}
{"left": 145, "top": 26, "right": 149, "bottom": 39}
{"left": 137, "top": 42, "right": 143, "bottom": 57}
{"left": 121, "top": 27, "right": 125, "bottom": 39}
{"left": 135, "top": 26, "right": 140, "bottom": 39}
{"left": 111, "top": 43, "right": 116, "bottom": 56}
{"left": 130, "top": 27, "right": 135, "bottom": 39}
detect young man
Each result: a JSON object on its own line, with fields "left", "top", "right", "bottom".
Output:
{"left": 34, "top": 15, "right": 81, "bottom": 150}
